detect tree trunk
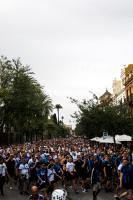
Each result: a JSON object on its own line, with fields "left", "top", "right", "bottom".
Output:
{"left": 57, "top": 109, "right": 59, "bottom": 124}
{"left": 113, "top": 135, "right": 116, "bottom": 151}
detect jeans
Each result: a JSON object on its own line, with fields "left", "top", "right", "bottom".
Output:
{"left": 0, "top": 175, "right": 5, "bottom": 195}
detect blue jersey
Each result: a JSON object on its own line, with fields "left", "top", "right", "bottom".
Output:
{"left": 121, "top": 165, "right": 132, "bottom": 185}
{"left": 29, "top": 194, "right": 45, "bottom": 200}
{"left": 54, "top": 163, "right": 62, "bottom": 173}
{"left": 91, "top": 166, "right": 100, "bottom": 184}
{"left": 88, "top": 159, "right": 94, "bottom": 172}
{"left": 37, "top": 168, "right": 47, "bottom": 182}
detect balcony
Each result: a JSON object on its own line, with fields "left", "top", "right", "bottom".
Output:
{"left": 123, "top": 74, "right": 133, "bottom": 86}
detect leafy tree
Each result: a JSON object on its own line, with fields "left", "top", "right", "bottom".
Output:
{"left": 45, "top": 119, "right": 57, "bottom": 139}
{"left": 56, "top": 124, "right": 70, "bottom": 138}
{"left": 51, "top": 113, "right": 58, "bottom": 125}
{"left": 0, "top": 56, "right": 53, "bottom": 144}
{"left": 70, "top": 96, "right": 133, "bottom": 139}
{"left": 0, "top": 56, "right": 15, "bottom": 143}
{"left": 48, "top": 114, "right": 69, "bottom": 138}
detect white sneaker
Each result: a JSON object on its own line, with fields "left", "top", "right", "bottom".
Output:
{"left": 82, "top": 189, "right": 87, "bottom": 192}
{"left": 114, "top": 194, "right": 120, "bottom": 199}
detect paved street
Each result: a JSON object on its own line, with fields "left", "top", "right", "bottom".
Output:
{"left": 0, "top": 185, "right": 114, "bottom": 200}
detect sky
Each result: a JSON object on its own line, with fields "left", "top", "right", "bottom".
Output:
{"left": 0, "top": 0, "right": 133, "bottom": 127}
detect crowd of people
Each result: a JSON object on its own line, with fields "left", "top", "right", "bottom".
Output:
{"left": 0, "top": 137, "right": 133, "bottom": 200}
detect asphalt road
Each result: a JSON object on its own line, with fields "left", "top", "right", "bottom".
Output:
{"left": 0, "top": 185, "right": 114, "bottom": 200}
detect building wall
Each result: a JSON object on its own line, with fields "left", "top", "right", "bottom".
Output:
{"left": 123, "top": 64, "right": 133, "bottom": 114}
{"left": 112, "top": 77, "right": 126, "bottom": 105}
{"left": 113, "top": 88, "right": 125, "bottom": 105}
{"left": 112, "top": 79, "right": 123, "bottom": 96}
{"left": 124, "top": 65, "right": 133, "bottom": 97}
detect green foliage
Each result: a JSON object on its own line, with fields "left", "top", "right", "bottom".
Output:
{"left": 51, "top": 113, "right": 58, "bottom": 125}
{"left": 47, "top": 115, "right": 70, "bottom": 138}
{"left": 0, "top": 56, "right": 53, "bottom": 144}
{"left": 56, "top": 124, "right": 70, "bottom": 138}
{"left": 71, "top": 96, "right": 133, "bottom": 138}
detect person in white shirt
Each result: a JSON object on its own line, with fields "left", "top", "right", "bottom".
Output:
{"left": 19, "top": 158, "right": 29, "bottom": 195}
{"left": 70, "top": 151, "right": 78, "bottom": 162}
{"left": 66, "top": 160, "right": 75, "bottom": 173}
{"left": 47, "top": 164, "right": 61, "bottom": 193}
{"left": 118, "top": 163, "right": 123, "bottom": 171}
{"left": 66, "top": 157, "right": 78, "bottom": 193}
{"left": 0, "top": 157, "right": 7, "bottom": 195}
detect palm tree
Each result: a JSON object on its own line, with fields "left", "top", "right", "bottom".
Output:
{"left": 55, "top": 104, "right": 62, "bottom": 124}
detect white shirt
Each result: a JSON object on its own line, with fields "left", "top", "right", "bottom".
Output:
{"left": 66, "top": 162, "right": 75, "bottom": 172}
{"left": 118, "top": 163, "right": 123, "bottom": 171}
{"left": 70, "top": 151, "right": 78, "bottom": 161}
{"left": 19, "top": 163, "right": 29, "bottom": 177}
{"left": 47, "top": 168, "right": 56, "bottom": 182}
{"left": 53, "top": 155, "right": 58, "bottom": 160}
{"left": 0, "top": 163, "right": 7, "bottom": 176}
{"left": 28, "top": 158, "right": 33, "bottom": 165}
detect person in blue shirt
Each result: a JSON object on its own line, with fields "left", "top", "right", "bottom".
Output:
{"left": 40, "top": 153, "right": 49, "bottom": 164}
{"left": 87, "top": 155, "right": 94, "bottom": 174}
{"left": 54, "top": 158, "right": 63, "bottom": 187}
{"left": 37, "top": 163, "right": 48, "bottom": 186}
{"left": 103, "top": 155, "right": 113, "bottom": 192}
{"left": 115, "top": 159, "right": 133, "bottom": 200}
{"left": 54, "top": 158, "right": 63, "bottom": 175}
{"left": 91, "top": 160, "right": 101, "bottom": 200}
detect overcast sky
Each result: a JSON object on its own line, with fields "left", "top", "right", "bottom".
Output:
{"left": 0, "top": 0, "right": 133, "bottom": 126}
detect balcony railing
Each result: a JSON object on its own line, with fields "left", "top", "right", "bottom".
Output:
{"left": 123, "top": 74, "right": 133, "bottom": 86}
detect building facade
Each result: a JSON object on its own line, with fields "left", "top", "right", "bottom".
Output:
{"left": 112, "top": 79, "right": 123, "bottom": 95}
{"left": 122, "top": 64, "right": 133, "bottom": 114}
{"left": 112, "top": 78, "right": 125, "bottom": 105}
{"left": 99, "top": 89, "right": 112, "bottom": 104}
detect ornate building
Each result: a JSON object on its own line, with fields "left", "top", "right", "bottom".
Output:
{"left": 99, "top": 89, "right": 112, "bottom": 104}
{"left": 122, "top": 64, "right": 133, "bottom": 114}
{"left": 112, "top": 78, "right": 125, "bottom": 105}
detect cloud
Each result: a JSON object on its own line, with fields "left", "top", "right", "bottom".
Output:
{"left": 0, "top": 0, "right": 133, "bottom": 125}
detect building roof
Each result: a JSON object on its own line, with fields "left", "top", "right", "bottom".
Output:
{"left": 100, "top": 89, "right": 112, "bottom": 99}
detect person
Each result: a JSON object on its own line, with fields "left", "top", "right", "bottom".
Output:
{"left": 29, "top": 185, "right": 45, "bottom": 200}
{"left": 6, "top": 154, "right": 16, "bottom": 190}
{"left": 54, "top": 158, "right": 63, "bottom": 187}
{"left": 74, "top": 155, "right": 83, "bottom": 190}
{"left": 51, "top": 188, "right": 67, "bottom": 200}
{"left": 115, "top": 159, "right": 133, "bottom": 200}
{"left": 0, "top": 157, "right": 8, "bottom": 196}
{"left": 19, "top": 157, "right": 30, "bottom": 195}
{"left": 66, "top": 156, "right": 77, "bottom": 193}
{"left": 29, "top": 156, "right": 38, "bottom": 187}
{"left": 80, "top": 154, "right": 89, "bottom": 192}
{"left": 103, "top": 155, "right": 113, "bottom": 192}
{"left": 91, "top": 160, "right": 101, "bottom": 200}
{"left": 37, "top": 163, "right": 48, "bottom": 188}
{"left": 47, "top": 163, "right": 61, "bottom": 194}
